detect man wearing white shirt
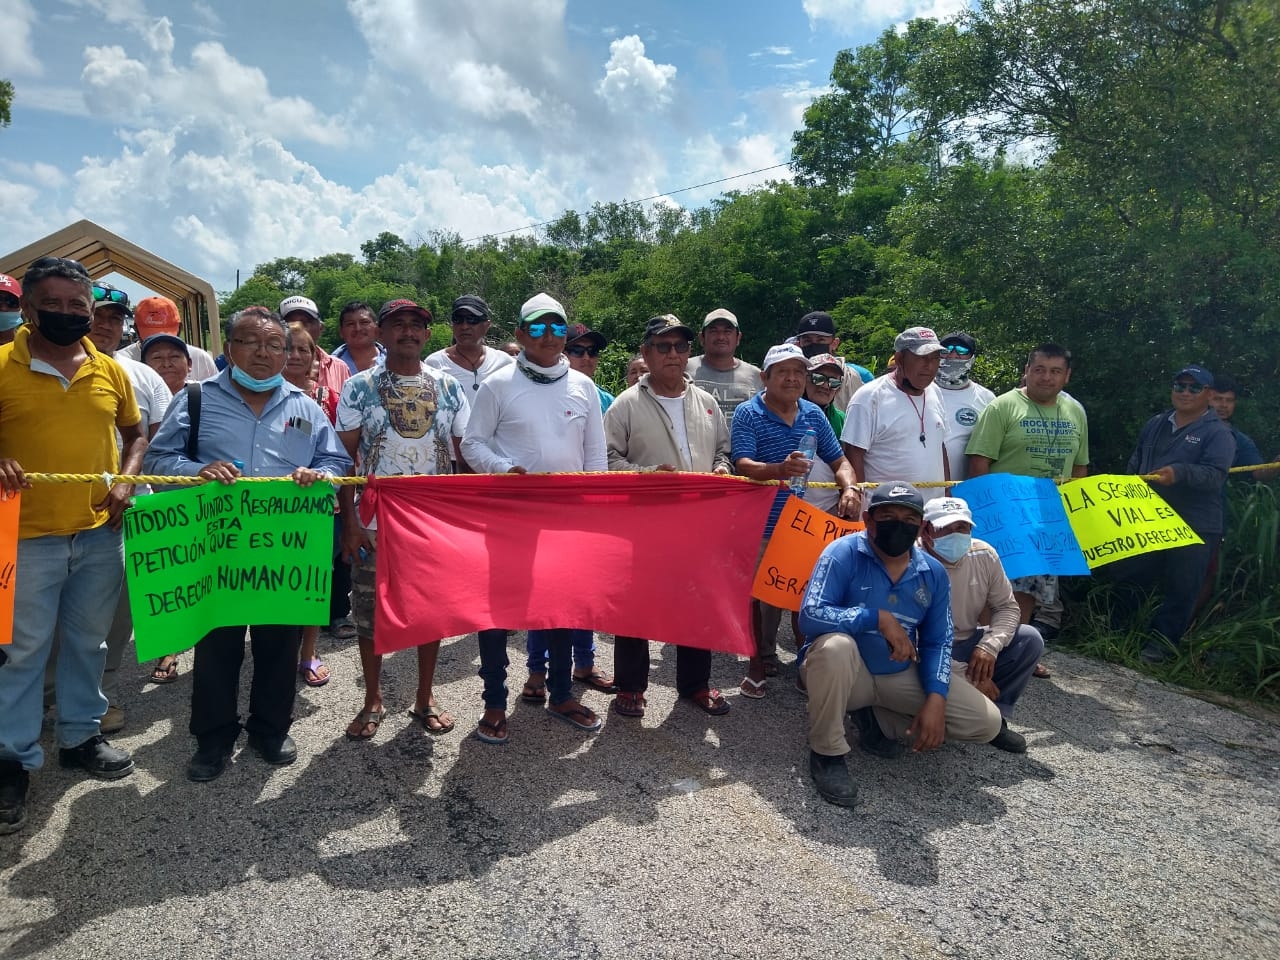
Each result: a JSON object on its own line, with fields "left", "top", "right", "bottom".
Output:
{"left": 423, "top": 295, "right": 514, "bottom": 396}
{"left": 461, "top": 292, "right": 607, "bottom": 745}
{"left": 118, "top": 295, "right": 220, "bottom": 380}
{"left": 841, "top": 326, "right": 950, "bottom": 501}
{"left": 934, "top": 332, "right": 995, "bottom": 483}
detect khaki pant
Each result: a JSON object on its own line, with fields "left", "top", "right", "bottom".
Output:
{"left": 801, "top": 631, "right": 1001, "bottom": 756}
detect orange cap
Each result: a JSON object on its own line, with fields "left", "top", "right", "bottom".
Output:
{"left": 134, "top": 296, "right": 181, "bottom": 336}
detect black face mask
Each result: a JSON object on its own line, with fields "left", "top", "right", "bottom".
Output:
{"left": 872, "top": 519, "right": 920, "bottom": 557}
{"left": 36, "top": 310, "right": 91, "bottom": 346}
{"left": 799, "top": 341, "right": 831, "bottom": 359}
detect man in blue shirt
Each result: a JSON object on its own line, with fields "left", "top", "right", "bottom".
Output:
{"left": 799, "top": 482, "right": 1002, "bottom": 807}
{"left": 145, "top": 306, "right": 352, "bottom": 782}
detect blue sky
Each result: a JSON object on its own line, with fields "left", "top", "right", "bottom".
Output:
{"left": 0, "top": 0, "right": 964, "bottom": 298}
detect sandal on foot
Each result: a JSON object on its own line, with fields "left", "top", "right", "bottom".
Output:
{"left": 409, "top": 702, "right": 456, "bottom": 735}
{"left": 1033, "top": 663, "right": 1052, "bottom": 679}
{"left": 573, "top": 668, "right": 618, "bottom": 693}
{"left": 761, "top": 658, "right": 781, "bottom": 678}
{"left": 345, "top": 708, "right": 384, "bottom": 741}
{"left": 548, "top": 703, "right": 603, "bottom": 732}
{"left": 475, "top": 716, "right": 509, "bottom": 745}
{"left": 149, "top": 656, "right": 179, "bottom": 684}
{"left": 739, "top": 676, "right": 767, "bottom": 700}
{"left": 613, "top": 692, "right": 646, "bottom": 718}
{"left": 298, "top": 658, "right": 330, "bottom": 688}
{"left": 686, "top": 688, "right": 730, "bottom": 716}
{"left": 520, "top": 679, "right": 548, "bottom": 704}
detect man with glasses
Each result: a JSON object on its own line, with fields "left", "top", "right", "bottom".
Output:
{"left": 461, "top": 292, "right": 607, "bottom": 744}
{"left": 0, "top": 257, "right": 146, "bottom": 834}
{"left": 119, "top": 295, "right": 219, "bottom": 380}
{"left": 791, "top": 310, "right": 872, "bottom": 413}
{"left": 686, "top": 308, "right": 761, "bottom": 425}
{"left": 0, "top": 274, "right": 23, "bottom": 345}
{"left": 332, "top": 301, "right": 385, "bottom": 374}
{"left": 564, "top": 322, "right": 614, "bottom": 414}
{"left": 934, "top": 332, "right": 995, "bottom": 482}
{"left": 425, "top": 295, "right": 513, "bottom": 397}
{"left": 145, "top": 306, "right": 351, "bottom": 782}
{"left": 604, "top": 314, "right": 733, "bottom": 719}
{"left": 1111, "top": 365, "right": 1235, "bottom": 663}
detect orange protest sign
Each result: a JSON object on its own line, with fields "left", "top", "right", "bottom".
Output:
{"left": 0, "top": 493, "right": 18, "bottom": 644}
{"left": 750, "top": 496, "right": 863, "bottom": 611}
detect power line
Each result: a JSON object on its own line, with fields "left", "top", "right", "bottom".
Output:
{"left": 460, "top": 160, "right": 795, "bottom": 244}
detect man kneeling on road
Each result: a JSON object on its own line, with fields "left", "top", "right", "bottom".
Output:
{"left": 799, "top": 482, "right": 1002, "bottom": 807}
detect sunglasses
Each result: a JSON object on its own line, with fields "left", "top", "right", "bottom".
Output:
{"left": 649, "top": 340, "right": 691, "bottom": 355}
{"left": 29, "top": 256, "right": 89, "bottom": 278}
{"left": 523, "top": 321, "right": 568, "bottom": 339}
{"left": 566, "top": 345, "right": 601, "bottom": 358}
{"left": 93, "top": 285, "right": 128, "bottom": 305}
{"left": 1171, "top": 382, "right": 1206, "bottom": 394}
{"left": 808, "top": 372, "right": 844, "bottom": 388}
{"left": 943, "top": 344, "right": 972, "bottom": 356}
{"left": 451, "top": 314, "right": 487, "bottom": 326}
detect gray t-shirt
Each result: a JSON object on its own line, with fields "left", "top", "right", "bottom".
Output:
{"left": 685, "top": 356, "right": 761, "bottom": 423}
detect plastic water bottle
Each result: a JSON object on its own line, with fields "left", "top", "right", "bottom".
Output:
{"left": 790, "top": 428, "right": 818, "bottom": 497}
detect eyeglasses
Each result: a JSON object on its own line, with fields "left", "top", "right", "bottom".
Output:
{"left": 566, "top": 345, "right": 601, "bottom": 358}
{"left": 943, "top": 344, "right": 972, "bottom": 356}
{"left": 523, "top": 321, "right": 568, "bottom": 339}
{"left": 808, "top": 372, "right": 844, "bottom": 388}
{"left": 649, "top": 340, "right": 691, "bottom": 355}
{"left": 29, "top": 256, "right": 89, "bottom": 278}
{"left": 1171, "top": 382, "right": 1206, "bottom": 394}
{"left": 230, "top": 337, "right": 287, "bottom": 355}
{"left": 92, "top": 285, "right": 129, "bottom": 306}
{"left": 451, "top": 315, "right": 487, "bottom": 326}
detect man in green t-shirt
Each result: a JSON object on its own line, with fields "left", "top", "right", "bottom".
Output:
{"left": 965, "top": 344, "right": 1090, "bottom": 677}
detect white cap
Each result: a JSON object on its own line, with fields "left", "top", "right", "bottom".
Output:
{"left": 520, "top": 292, "right": 567, "bottom": 325}
{"left": 279, "top": 296, "right": 320, "bottom": 321}
{"left": 762, "top": 343, "right": 808, "bottom": 372}
{"left": 922, "top": 496, "right": 974, "bottom": 529}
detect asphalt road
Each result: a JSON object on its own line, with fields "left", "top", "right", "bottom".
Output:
{"left": 1, "top": 632, "right": 1277, "bottom": 960}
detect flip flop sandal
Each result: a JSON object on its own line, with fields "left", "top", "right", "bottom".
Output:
{"left": 409, "top": 703, "right": 456, "bottom": 735}
{"left": 739, "top": 676, "right": 767, "bottom": 700}
{"left": 573, "top": 669, "right": 618, "bottom": 693}
{"left": 344, "top": 708, "right": 384, "bottom": 741}
{"left": 520, "top": 680, "right": 548, "bottom": 703}
{"left": 548, "top": 704, "right": 603, "bottom": 732}
{"left": 686, "top": 688, "right": 730, "bottom": 716}
{"left": 149, "top": 657, "right": 179, "bottom": 684}
{"left": 298, "top": 658, "right": 330, "bottom": 688}
{"left": 762, "top": 659, "right": 781, "bottom": 677}
{"left": 613, "top": 692, "right": 646, "bottom": 718}
{"left": 475, "top": 716, "right": 509, "bottom": 745}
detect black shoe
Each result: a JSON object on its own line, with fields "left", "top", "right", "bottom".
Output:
{"left": 187, "top": 744, "right": 234, "bottom": 782}
{"left": 851, "top": 707, "right": 903, "bottom": 760}
{"left": 0, "top": 761, "right": 29, "bottom": 835}
{"left": 1029, "top": 619, "right": 1060, "bottom": 643}
{"left": 58, "top": 735, "right": 134, "bottom": 780}
{"left": 809, "top": 750, "right": 857, "bottom": 807}
{"left": 247, "top": 733, "right": 297, "bottom": 766}
{"left": 988, "top": 719, "right": 1027, "bottom": 754}
{"left": 1140, "top": 638, "right": 1177, "bottom": 664}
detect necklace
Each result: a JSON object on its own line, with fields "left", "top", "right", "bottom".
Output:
{"left": 451, "top": 345, "right": 485, "bottom": 391}
{"left": 905, "top": 391, "right": 928, "bottom": 446}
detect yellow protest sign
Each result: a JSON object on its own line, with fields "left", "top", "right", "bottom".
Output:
{"left": 751, "top": 497, "right": 863, "bottom": 611}
{"left": 1059, "top": 474, "right": 1203, "bottom": 568}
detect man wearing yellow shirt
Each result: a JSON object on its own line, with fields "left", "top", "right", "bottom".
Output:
{"left": 0, "top": 257, "right": 146, "bottom": 835}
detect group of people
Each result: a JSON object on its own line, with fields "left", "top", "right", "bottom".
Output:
{"left": 0, "top": 257, "right": 1271, "bottom": 834}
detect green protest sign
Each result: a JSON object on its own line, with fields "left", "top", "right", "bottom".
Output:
{"left": 123, "top": 481, "right": 336, "bottom": 660}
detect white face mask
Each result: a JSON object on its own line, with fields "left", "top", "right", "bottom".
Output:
{"left": 931, "top": 531, "right": 972, "bottom": 563}
{"left": 936, "top": 356, "right": 974, "bottom": 389}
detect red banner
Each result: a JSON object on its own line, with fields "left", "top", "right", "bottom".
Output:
{"left": 361, "top": 473, "right": 775, "bottom": 657}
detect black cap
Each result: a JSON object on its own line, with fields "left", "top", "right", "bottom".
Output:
{"left": 796, "top": 311, "right": 836, "bottom": 336}
{"left": 643, "top": 314, "right": 694, "bottom": 342}
{"left": 940, "top": 331, "right": 978, "bottom": 355}
{"left": 565, "top": 322, "right": 607, "bottom": 349}
{"left": 866, "top": 482, "right": 925, "bottom": 517}
{"left": 451, "top": 294, "right": 490, "bottom": 320}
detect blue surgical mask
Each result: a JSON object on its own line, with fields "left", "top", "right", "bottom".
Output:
{"left": 230, "top": 364, "right": 285, "bottom": 393}
{"left": 931, "top": 532, "right": 972, "bottom": 563}
{"left": 0, "top": 311, "right": 23, "bottom": 332}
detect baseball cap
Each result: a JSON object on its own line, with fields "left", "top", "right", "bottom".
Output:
{"left": 806, "top": 352, "right": 843, "bottom": 373}
{"left": 703, "top": 308, "right": 738, "bottom": 329}
{"left": 139, "top": 333, "right": 191, "bottom": 363}
{"left": 866, "top": 482, "right": 925, "bottom": 517}
{"left": 0, "top": 274, "right": 21, "bottom": 299}
{"left": 762, "top": 343, "right": 808, "bottom": 372}
{"left": 1174, "top": 364, "right": 1214, "bottom": 387}
{"left": 894, "top": 326, "right": 945, "bottom": 356}
{"left": 451, "top": 295, "right": 491, "bottom": 320}
{"left": 644, "top": 314, "right": 694, "bottom": 342}
{"left": 922, "top": 496, "right": 974, "bottom": 529}
{"left": 940, "top": 331, "right": 978, "bottom": 355}
{"left": 279, "top": 296, "right": 321, "bottom": 322}
{"left": 377, "top": 299, "right": 433, "bottom": 325}
{"left": 134, "top": 296, "right": 182, "bottom": 337}
{"left": 521, "top": 292, "right": 567, "bottom": 325}
{"left": 565, "top": 322, "right": 607, "bottom": 349}
{"left": 93, "top": 282, "right": 133, "bottom": 319}
{"left": 796, "top": 311, "right": 836, "bottom": 336}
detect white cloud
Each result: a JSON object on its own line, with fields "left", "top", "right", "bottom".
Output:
{"left": 0, "top": 0, "right": 42, "bottom": 77}
{"left": 803, "top": 0, "right": 967, "bottom": 32}
{"left": 597, "top": 35, "right": 676, "bottom": 111}
{"left": 2, "top": 160, "right": 68, "bottom": 188}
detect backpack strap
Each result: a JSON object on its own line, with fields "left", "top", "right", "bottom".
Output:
{"left": 184, "top": 381, "right": 202, "bottom": 462}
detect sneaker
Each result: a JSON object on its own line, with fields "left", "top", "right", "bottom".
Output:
{"left": 0, "top": 761, "right": 29, "bottom": 835}
{"left": 100, "top": 705, "right": 126, "bottom": 735}
{"left": 851, "top": 707, "right": 904, "bottom": 760}
{"left": 329, "top": 616, "right": 357, "bottom": 640}
{"left": 988, "top": 719, "right": 1027, "bottom": 754}
{"left": 57, "top": 735, "right": 134, "bottom": 780}
{"left": 187, "top": 743, "right": 234, "bottom": 782}
{"left": 246, "top": 732, "right": 297, "bottom": 766}
{"left": 809, "top": 750, "right": 857, "bottom": 807}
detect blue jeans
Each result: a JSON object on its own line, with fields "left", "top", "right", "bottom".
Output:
{"left": 0, "top": 525, "right": 123, "bottom": 769}
{"left": 951, "top": 625, "right": 1044, "bottom": 720}
{"left": 525, "top": 628, "right": 594, "bottom": 674}
{"left": 477, "top": 629, "right": 510, "bottom": 711}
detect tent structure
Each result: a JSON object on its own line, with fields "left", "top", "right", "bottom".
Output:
{"left": 0, "top": 219, "right": 222, "bottom": 353}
